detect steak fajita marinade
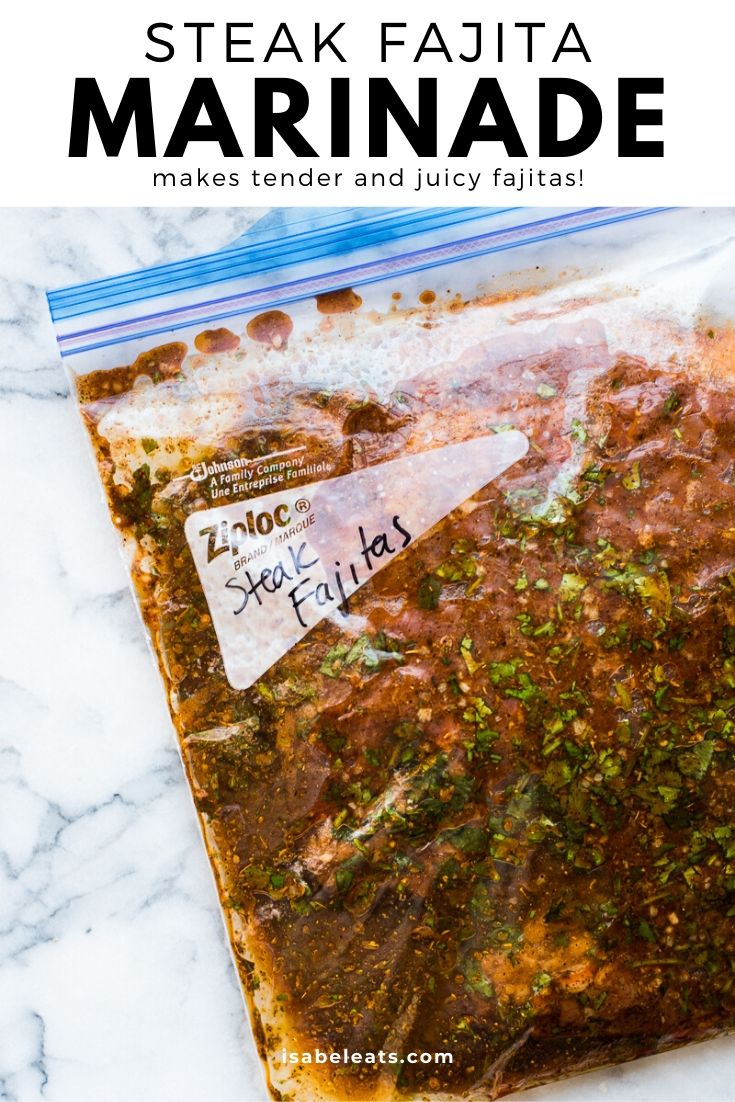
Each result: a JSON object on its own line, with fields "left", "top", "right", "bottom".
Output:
{"left": 70, "top": 277, "right": 735, "bottom": 1102}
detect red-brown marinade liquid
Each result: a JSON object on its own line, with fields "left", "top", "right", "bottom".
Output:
{"left": 77, "top": 310, "right": 735, "bottom": 1100}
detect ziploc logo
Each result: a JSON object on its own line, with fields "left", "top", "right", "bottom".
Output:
{"left": 199, "top": 502, "right": 295, "bottom": 560}
{"left": 185, "top": 432, "right": 528, "bottom": 691}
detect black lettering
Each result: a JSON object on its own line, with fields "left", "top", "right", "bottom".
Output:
{"left": 254, "top": 79, "right": 317, "bottom": 156}
{"left": 515, "top": 22, "right": 545, "bottom": 63}
{"left": 288, "top": 541, "right": 320, "bottom": 575}
{"left": 226, "top": 577, "right": 249, "bottom": 615}
{"left": 539, "top": 78, "right": 602, "bottom": 157}
{"left": 146, "top": 23, "right": 174, "bottom": 62}
{"left": 391, "top": 515, "right": 412, "bottom": 548}
{"left": 164, "top": 78, "right": 242, "bottom": 157}
{"left": 552, "top": 22, "right": 591, "bottom": 63}
{"left": 368, "top": 78, "right": 437, "bottom": 157}
{"left": 414, "top": 23, "right": 452, "bottom": 62}
{"left": 373, "top": 532, "right": 395, "bottom": 557}
{"left": 315, "top": 581, "right": 335, "bottom": 606}
{"left": 69, "top": 78, "right": 155, "bottom": 157}
{"left": 381, "top": 23, "right": 406, "bottom": 62}
{"left": 459, "top": 23, "right": 481, "bottom": 63}
{"left": 264, "top": 23, "right": 303, "bottom": 63}
{"left": 331, "top": 78, "right": 350, "bottom": 156}
{"left": 183, "top": 22, "right": 214, "bottom": 63}
{"left": 289, "top": 578, "right": 316, "bottom": 627}
{"left": 226, "top": 23, "right": 254, "bottom": 62}
{"left": 333, "top": 566, "right": 351, "bottom": 615}
{"left": 618, "top": 78, "right": 664, "bottom": 157}
{"left": 315, "top": 23, "right": 346, "bottom": 62}
{"left": 241, "top": 569, "right": 266, "bottom": 604}
{"left": 449, "top": 78, "right": 526, "bottom": 157}
{"left": 270, "top": 562, "right": 293, "bottom": 590}
{"left": 359, "top": 526, "right": 395, "bottom": 571}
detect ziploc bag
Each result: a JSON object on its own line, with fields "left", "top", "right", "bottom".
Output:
{"left": 49, "top": 207, "right": 735, "bottom": 1100}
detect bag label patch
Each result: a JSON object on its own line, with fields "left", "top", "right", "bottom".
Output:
{"left": 185, "top": 431, "right": 528, "bottom": 689}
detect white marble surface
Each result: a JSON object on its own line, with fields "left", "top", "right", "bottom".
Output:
{"left": 1, "top": 207, "right": 735, "bottom": 1102}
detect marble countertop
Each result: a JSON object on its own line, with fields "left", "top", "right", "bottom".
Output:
{"left": 1, "top": 207, "right": 734, "bottom": 1102}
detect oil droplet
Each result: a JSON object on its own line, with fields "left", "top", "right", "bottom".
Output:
{"left": 419, "top": 290, "right": 437, "bottom": 305}
{"left": 76, "top": 341, "right": 188, "bottom": 403}
{"left": 315, "top": 288, "right": 363, "bottom": 315}
{"left": 246, "top": 310, "right": 294, "bottom": 350}
{"left": 194, "top": 328, "right": 240, "bottom": 354}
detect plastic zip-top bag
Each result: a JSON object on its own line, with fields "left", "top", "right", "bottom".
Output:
{"left": 49, "top": 207, "right": 735, "bottom": 1100}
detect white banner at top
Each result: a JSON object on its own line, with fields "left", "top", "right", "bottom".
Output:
{"left": 0, "top": 1, "right": 729, "bottom": 205}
